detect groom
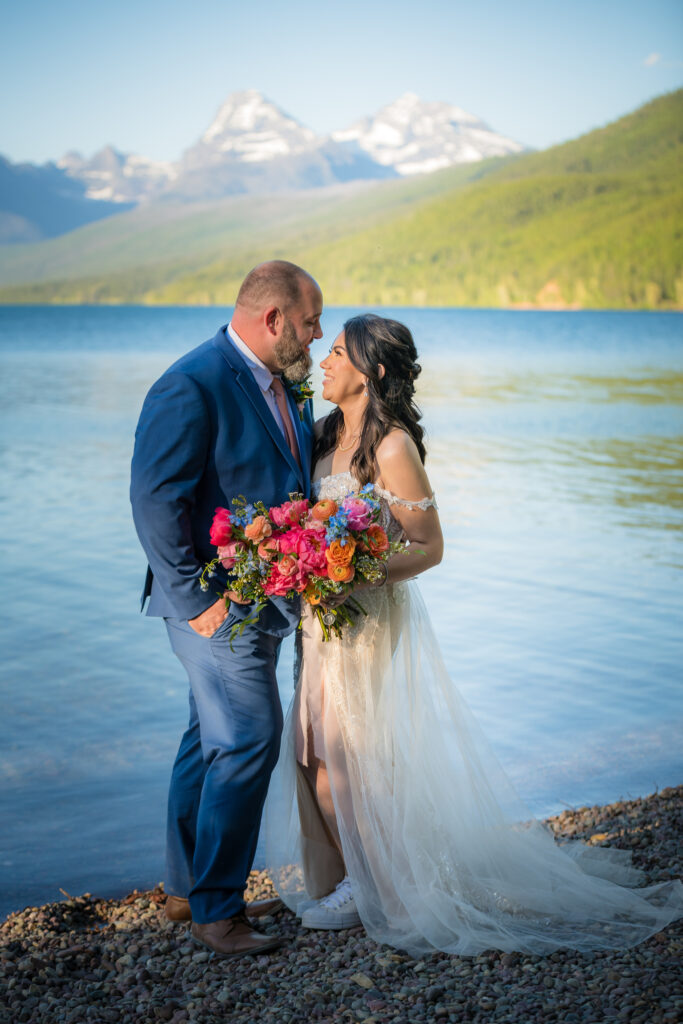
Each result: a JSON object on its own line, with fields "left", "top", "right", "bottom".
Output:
{"left": 130, "top": 260, "right": 322, "bottom": 958}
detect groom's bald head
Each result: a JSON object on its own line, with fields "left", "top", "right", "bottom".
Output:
{"left": 231, "top": 260, "right": 323, "bottom": 376}
{"left": 235, "top": 260, "right": 318, "bottom": 315}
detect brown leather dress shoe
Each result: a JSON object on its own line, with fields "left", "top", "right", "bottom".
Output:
{"left": 165, "top": 894, "right": 282, "bottom": 923}
{"left": 246, "top": 896, "right": 283, "bottom": 919}
{"left": 191, "top": 912, "right": 284, "bottom": 959}
{"left": 165, "top": 895, "right": 191, "bottom": 922}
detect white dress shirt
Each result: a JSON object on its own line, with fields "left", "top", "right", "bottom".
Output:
{"left": 226, "top": 322, "right": 299, "bottom": 455}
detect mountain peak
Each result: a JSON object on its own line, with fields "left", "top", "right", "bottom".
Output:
{"left": 8, "top": 89, "right": 527, "bottom": 231}
{"left": 382, "top": 92, "right": 482, "bottom": 126}
{"left": 334, "top": 93, "right": 523, "bottom": 174}
{"left": 199, "top": 90, "right": 316, "bottom": 160}
{"left": 57, "top": 145, "right": 174, "bottom": 203}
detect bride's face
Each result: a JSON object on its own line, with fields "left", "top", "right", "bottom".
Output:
{"left": 320, "top": 332, "right": 366, "bottom": 405}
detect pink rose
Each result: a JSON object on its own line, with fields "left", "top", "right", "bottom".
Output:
{"left": 293, "top": 571, "right": 309, "bottom": 593}
{"left": 290, "top": 560, "right": 311, "bottom": 593}
{"left": 263, "top": 562, "right": 294, "bottom": 597}
{"left": 278, "top": 554, "right": 299, "bottom": 577}
{"left": 210, "top": 507, "right": 233, "bottom": 546}
{"left": 263, "top": 554, "right": 310, "bottom": 595}
{"left": 278, "top": 524, "right": 327, "bottom": 572}
{"left": 302, "top": 517, "right": 326, "bottom": 534}
{"left": 270, "top": 498, "right": 310, "bottom": 528}
{"left": 277, "top": 526, "right": 304, "bottom": 555}
{"left": 217, "top": 539, "right": 245, "bottom": 569}
{"left": 296, "top": 528, "right": 328, "bottom": 573}
{"left": 341, "top": 497, "right": 372, "bottom": 531}
{"left": 291, "top": 498, "right": 311, "bottom": 522}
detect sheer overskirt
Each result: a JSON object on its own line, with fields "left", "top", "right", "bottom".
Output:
{"left": 264, "top": 480, "right": 682, "bottom": 956}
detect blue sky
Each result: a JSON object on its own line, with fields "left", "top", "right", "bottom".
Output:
{"left": 2, "top": 0, "right": 682, "bottom": 164}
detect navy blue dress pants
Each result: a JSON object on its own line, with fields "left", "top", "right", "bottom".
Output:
{"left": 164, "top": 613, "right": 283, "bottom": 923}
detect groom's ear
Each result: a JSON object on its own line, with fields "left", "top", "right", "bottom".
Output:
{"left": 378, "top": 363, "right": 386, "bottom": 379}
{"left": 265, "top": 306, "right": 281, "bottom": 335}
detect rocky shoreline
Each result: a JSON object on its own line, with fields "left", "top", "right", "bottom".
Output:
{"left": 1, "top": 786, "right": 681, "bottom": 1024}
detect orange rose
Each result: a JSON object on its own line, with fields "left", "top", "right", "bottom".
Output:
{"left": 328, "top": 563, "right": 355, "bottom": 583}
{"left": 303, "top": 583, "right": 322, "bottom": 605}
{"left": 244, "top": 515, "right": 272, "bottom": 543}
{"left": 366, "top": 525, "right": 389, "bottom": 556}
{"left": 311, "top": 498, "right": 338, "bottom": 521}
{"left": 257, "top": 536, "right": 279, "bottom": 560}
{"left": 325, "top": 537, "right": 356, "bottom": 566}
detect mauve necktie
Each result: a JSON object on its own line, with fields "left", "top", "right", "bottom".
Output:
{"left": 269, "top": 376, "right": 301, "bottom": 467}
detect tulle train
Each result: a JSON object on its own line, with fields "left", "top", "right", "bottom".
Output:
{"left": 264, "top": 582, "right": 682, "bottom": 955}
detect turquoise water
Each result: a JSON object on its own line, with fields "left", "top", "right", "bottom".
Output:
{"left": 0, "top": 305, "right": 681, "bottom": 919}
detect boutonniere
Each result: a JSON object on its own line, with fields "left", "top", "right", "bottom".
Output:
{"left": 285, "top": 376, "right": 315, "bottom": 420}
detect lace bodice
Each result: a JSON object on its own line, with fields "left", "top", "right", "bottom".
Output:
{"left": 312, "top": 470, "right": 437, "bottom": 542}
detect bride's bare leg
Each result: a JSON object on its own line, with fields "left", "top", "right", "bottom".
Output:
{"left": 294, "top": 655, "right": 348, "bottom": 898}
{"left": 298, "top": 755, "right": 343, "bottom": 857}
{"left": 295, "top": 714, "right": 346, "bottom": 898}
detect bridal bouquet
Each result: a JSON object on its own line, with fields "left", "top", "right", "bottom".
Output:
{"left": 201, "top": 486, "right": 404, "bottom": 641}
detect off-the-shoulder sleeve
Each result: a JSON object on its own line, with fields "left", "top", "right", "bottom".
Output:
{"left": 374, "top": 484, "right": 438, "bottom": 511}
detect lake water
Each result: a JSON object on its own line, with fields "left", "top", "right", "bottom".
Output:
{"left": 0, "top": 305, "right": 681, "bottom": 921}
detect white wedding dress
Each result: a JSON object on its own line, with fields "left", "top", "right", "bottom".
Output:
{"left": 264, "top": 471, "right": 682, "bottom": 955}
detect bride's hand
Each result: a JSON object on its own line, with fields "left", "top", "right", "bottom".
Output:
{"left": 321, "top": 591, "right": 350, "bottom": 610}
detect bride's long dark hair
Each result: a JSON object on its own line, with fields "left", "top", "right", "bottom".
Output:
{"left": 314, "top": 314, "right": 426, "bottom": 486}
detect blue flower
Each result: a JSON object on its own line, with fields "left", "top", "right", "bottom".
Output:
{"left": 325, "top": 509, "right": 350, "bottom": 544}
{"left": 356, "top": 484, "right": 378, "bottom": 507}
{"left": 231, "top": 502, "right": 257, "bottom": 526}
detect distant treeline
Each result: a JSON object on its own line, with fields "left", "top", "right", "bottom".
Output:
{"left": 1, "top": 90, "right": 681, "bottom": 310}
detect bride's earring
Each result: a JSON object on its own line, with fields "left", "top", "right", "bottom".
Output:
{"left": 363, "top": 379, "right": 369, "bottom": 397}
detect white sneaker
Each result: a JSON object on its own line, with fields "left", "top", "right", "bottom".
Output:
{"left": 300, "top": 877, "right": 361, "bottom": 930}
{"left": 295, "top": 898, "right": 319, "bottom": 917}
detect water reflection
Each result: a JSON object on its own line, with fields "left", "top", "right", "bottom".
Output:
{"left": 419, "top": 367, "right": 683, "bottom": 405}
{"left": 559, "top": 437, "right": 683, "bottom": 527}
{"left": 0, "top": 306, "right": 681, "bottom": 917}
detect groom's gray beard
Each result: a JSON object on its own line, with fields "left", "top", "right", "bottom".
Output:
{"left": 275, "top": 318, "right": 313, "bottom": 383}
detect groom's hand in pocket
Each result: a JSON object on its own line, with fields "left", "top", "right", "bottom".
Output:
{"left": 188, "top": 597, "right": 228, "bottom": 637}
{"left": 188, "top": 591, "right": 251, "bottom": 637}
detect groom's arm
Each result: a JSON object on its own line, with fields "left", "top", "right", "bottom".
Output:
{"left": 130, "top": 370, "right": 216, "bottom": 620}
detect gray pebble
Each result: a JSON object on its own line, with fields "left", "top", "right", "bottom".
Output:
{"left": 1, "top": 788, "right": 681, "bottom": 1024}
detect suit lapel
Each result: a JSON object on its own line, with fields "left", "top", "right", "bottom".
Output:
{"left": 213, "top": 328, "right": 305, "bottom": 488}
{"left": 284, "top": 386, "right": 313, "bottom": 489}
{"left": 301, "top": 413, "right": 313, "bottom": 498}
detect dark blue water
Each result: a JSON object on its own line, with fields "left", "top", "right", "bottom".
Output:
{"left": 1, "top": 305, "right": 681, "bottom": 920}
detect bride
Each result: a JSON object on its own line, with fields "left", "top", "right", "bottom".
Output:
{"left": 264, "top": 313, "right": 682, "bottom": 955}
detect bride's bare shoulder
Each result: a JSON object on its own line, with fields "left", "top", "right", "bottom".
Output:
{"left": 375, "top": 428, "right": 432, "bottom": 497}
{"left": 375, "top": 428, "right": 420, "bottom": 464}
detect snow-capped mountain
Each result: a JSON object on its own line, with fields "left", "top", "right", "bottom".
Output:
{"left": 59, "top": 91, "right": 524, "bottom": 201}
{"left": 172, "top": 91, "right": 394, "bottom": 198}
{"left": 333, "top": 93, "right": 524, "bottom": 175}
{"left": 184, "top": 89, "right": 317, "bottom": 168}
{"left": 58, "top": 146, "right": 175, "bottom": 203}
{"left": 1, "top": 91, "right": 526, "bottom": 241}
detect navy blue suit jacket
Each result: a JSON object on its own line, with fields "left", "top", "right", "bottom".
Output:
{"left": 130, "top": 325, "right": 313, "bottom": 636}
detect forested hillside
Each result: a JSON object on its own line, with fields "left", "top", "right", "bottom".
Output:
{"left": 1, "top": 91, "right": 680, "bottom": 309}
